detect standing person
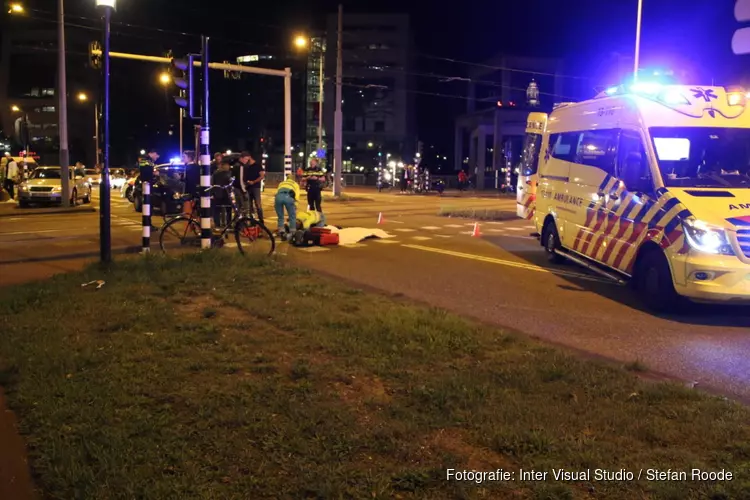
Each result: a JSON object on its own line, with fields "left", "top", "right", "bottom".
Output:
{"left": 210, "top": 152, "right": 223, "bottom": 175}
{"left": 211, "top": 159, "right": 233, "bottom": 231}
{"left": 458, "top": 169, "right": 467, "bottom": 191}
{"left": 3, "top": 155, "right": 19, "bottom": 200}
{"left": 302, "top": 157, "right": 324, "bottom": 212}
{"left": 231, "top": 153, "right": 247, "bottom": 214}
{"left": 240, "top": 151, "right": 265, "bottom": 224}
{"left": 274, "top": 176, "right": 300, "bottom": 239}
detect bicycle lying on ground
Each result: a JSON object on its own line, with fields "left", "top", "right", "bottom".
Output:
{"left": 158, "top": 178, "right": 275, "bottom": 256}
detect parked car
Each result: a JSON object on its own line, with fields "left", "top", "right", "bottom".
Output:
{"left": 17, "top": 166, "right": 92, "bottom": 207}
{"left": 84, "top": 168, "right": 101, "bottom": 186}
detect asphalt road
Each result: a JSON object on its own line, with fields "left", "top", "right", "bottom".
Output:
{"left": 2, "top": 187, "right": 750, "bottom": 402}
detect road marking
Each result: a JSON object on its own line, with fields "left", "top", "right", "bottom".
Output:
{"left": 507, "top": 227, "right": 523, "bottom": 231}
{"left": 0, "top": 229, "right": 66, "bottom": 236}
{"left": 372, "top": 239, "right": 399, "bottom": 244}
{"left": 341, "top": 243, "right": 367, "bottom": 248}
{"left": 486, "top": 221, "right": 505, "bottom": 225}
{"left": 401, "top": 244, "right": 614, "bottom": 284}
{"left": 394, "top": 228, "right": 417, "bottom": 232}
{"left": 525, "top": 225, "right": 535, "bottom": 229}
{"left": 443, "top": 224, "right": 463, "bottom": 228}
{"left": 411, "top": 236, "right": 432, "bottom": 241}
{"left": 434, "top": 235, "right": 451, "bottom": 238}
{"left": 421, "top": 226, "right": 441, "bottom": 230}
{"left": 485, "top": 228, "right": 505, "bottom": 233}
{"left": 295, "top": 246, "right": 330, "bottom": 253}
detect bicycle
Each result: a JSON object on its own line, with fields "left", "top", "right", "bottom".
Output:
{"left": 158, "top": 178, "right": 275, "bottom": 256}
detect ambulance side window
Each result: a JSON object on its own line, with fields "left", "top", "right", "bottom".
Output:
{"left": 549, "top": 132, "right": 581, "bottom": 162}
{"left": 576, "top": 129, "right": 618, "bottom": 175}
{"left": 617, "top": 130, "right": 651, "bottom": 193}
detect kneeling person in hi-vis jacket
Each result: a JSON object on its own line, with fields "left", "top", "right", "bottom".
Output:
{"left": 291, "top": 210, "right": 327, "bottom": 246}
{"left": 274, "top": 177, "right": 301, "bottom": 240}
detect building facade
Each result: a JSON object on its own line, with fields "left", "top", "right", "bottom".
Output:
{"left": 454, "top": 54, "right": 570, "bottom": 189}
{"left": 323, "top": 13, "right": 415, "bottom": 173}
{"left": 0, "top": 17, "right": 96, "bottom": 166}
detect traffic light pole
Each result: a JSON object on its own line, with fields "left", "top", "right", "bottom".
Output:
{"left": 91, "top": 47, "right": 294, "bottom": 188}
{"left": 199, "top": 36, "right": 211, "bottom": 250}
{"left": 98, "top": 2, "right": 113, "bottom": 263}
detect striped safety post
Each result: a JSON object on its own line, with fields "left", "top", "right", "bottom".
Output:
{"left": 284, "top": 154, "right": 292, "bottom": 180}
{"left": 142, "top": 178, "right": 151, "bottom": 253}
{"left": 200, "top": 128, "right": 211, "bottom": 249}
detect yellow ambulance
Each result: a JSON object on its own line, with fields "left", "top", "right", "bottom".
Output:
{"left": 535, "top": 83, "right": 750, "bottom": 311}
{"left": 516, "top": 112, "right": 548, "bottom": 219}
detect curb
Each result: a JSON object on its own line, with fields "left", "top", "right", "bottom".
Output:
{"left": 0, "top": 206, "right": 97, "bottom": 218}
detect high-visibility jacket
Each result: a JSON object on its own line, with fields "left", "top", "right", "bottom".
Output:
{"left": 277, "top": 178, "right": 301, "bottom": 200}
{"left": 296, "top": 210, "right": 326, "bottom": 230}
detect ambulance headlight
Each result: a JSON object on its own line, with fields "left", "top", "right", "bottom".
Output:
{"left": 682, "top": 219, "right": 734, "bottom": 255}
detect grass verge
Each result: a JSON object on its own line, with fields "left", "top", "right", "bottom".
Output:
{"left": 1, "top": 253, "right": 749, "bottom": 499}
{"left": 439, "top": 207, "right": 517, "bottom": 221}
{"left": 323, "top": 193, "right": 373, "bottom": 202}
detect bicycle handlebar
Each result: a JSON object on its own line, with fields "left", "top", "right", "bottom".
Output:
{"left": 202, "top": 176, "right": 235, "bottom": 192}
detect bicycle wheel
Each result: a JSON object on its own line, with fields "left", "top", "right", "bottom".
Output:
{"left": 234, "top": 218, "right": 275, "bottom": 256}
{"left": 159, "top": 216, "right": 202, "bottom": 253}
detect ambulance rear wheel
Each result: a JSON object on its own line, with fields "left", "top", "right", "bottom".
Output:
{"left": 543, "top": 221, "right": 565, "bottom": 264}
{"left": 636, "top": 251, "right": 680, "bottom": 313}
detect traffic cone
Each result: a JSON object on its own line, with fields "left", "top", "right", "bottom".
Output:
{"left": 377, "top": 212, "right": 385, "bottom": 224}
{"left": 471, "top": 222, "right": 482, "bottom": 237}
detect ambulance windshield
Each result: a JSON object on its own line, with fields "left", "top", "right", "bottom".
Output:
{"left": 520, "top": 133, "right": 543, "bottom": 176}
{"left": 651, "top": 127, "right": 750, "bottom": 188}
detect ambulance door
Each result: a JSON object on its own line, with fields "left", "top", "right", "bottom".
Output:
{"left": 565, "top": 129, "right": 620, "bottom": 259}
{"left": 516, "top": 131, "right": 543, "bottom": 219}
{"left": 607, "top": 129, "right": 653, "bottom": 273}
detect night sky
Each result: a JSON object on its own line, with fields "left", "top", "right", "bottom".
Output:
{"left": 23, "top": 0, "right": 750, "bottom": 164}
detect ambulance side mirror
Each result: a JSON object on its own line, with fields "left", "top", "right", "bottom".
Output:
{"left": 625, "top": 176, "right": 652, "bottom": 195}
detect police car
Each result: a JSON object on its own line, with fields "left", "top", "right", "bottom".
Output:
{"left": 535, "top": 82, "right": 750, "bottom": 311}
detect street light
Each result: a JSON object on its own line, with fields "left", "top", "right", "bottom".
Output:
{"left": 140, "top": 149, "right": 146, "bottom": 155}
{"left": 159, "top": 72, "right": 171, "bottom": 85}
{"left": 10, "top": 105, "right": 20, "bottom": 112}
{"left": 9, "top": 3, "right": 24, "bottom": 13}
{"left": 77, "top": 92, "right": 88, "bottom": 102}
{"left": 634, "top": 0, "right": 643, "bottom": 81}
{"left": 294, "top": 35, "right": 308, "bottom": 49}
{"left": 225, "top": 149, "right": 232, "bottom": 155}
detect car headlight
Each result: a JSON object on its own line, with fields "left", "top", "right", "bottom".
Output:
{"left": 20, "top": 184, "right": 29, "bottom": 191}
{"left": 52, "top": 186, "right": 62, "bottom": 192}
{"left": 682, "top": 218, "right": 734, "bottom": 255}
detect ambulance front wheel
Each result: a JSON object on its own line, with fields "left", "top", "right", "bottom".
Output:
{"left": 543, "top": 220, "right": 565, "bottom": 264}
{"left": 635, "top": 250, "right": 680, "bottom": 313}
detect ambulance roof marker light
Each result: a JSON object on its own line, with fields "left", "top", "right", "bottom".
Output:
{"left": 630, "top": 81, "right": 662, "bottom": 95}
{"left": 727, "top": 89, "right": 747, "bottom": 107}
{"left": 605, "top": 86, "right": 620, "bottom": 96}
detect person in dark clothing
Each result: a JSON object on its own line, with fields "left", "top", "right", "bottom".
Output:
{"left": 231, "top": 155, "right": 247, "bottom": 212}
{"left": 239, "top": 151, "right": 265, "bottom": 223}
{"left": 211, "top": 160, "right": 233, "bottom": 229}
{"left": 210, "top": 152, "right": 223, "bottom": 176}
{"left": 302, "top": 158, "right": 324, "bottom": 212}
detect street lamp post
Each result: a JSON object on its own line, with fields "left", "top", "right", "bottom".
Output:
{"left": 96, "top": 0, "right": 115, "bottom": 263}
{"left": 59, "top": 0, "right": 70, "bottom": 207}
{"left": 634, "top": 0, "right": 643, "bottom": 81}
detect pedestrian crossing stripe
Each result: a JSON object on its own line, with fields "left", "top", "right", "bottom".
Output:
{"left": 372, "top": 239, "right": 399, "bottom": 244}
{"left": 340, "top": 243, "right": 367, "bottom": 248}
{"left": 443, "top": 224, "right": 463, "bottom": 228}
{"left": 421, "top": 226, "right": 441, "bottom": 230}
{"left": 394, "top": 228, "right": 417, "bottom": 232}
{"left": 434, "top": 235, "right": 451, "bottom": 238}
{"left": 507, "top": 227, "right": 523, "bottom": 231}
{"left": 411, "top": 236, "right": 432, "bottom": 241}
{"left": 295, "top": 246, "right": 330, "bottom": 253}
{"left": 485, "top": 228, "right": 505, "bottom": 232}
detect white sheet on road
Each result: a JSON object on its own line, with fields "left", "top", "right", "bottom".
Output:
{"left": 322, "top": 226, "right": 395, "bottom": 246}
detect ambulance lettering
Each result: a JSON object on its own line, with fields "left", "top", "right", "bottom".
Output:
{"left": 729, "top": 203, "right": 750, "bottom": 210}
{"left": 553, "top": 192, "right": 584, "bottom": 206}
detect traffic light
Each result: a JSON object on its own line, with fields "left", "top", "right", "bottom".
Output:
{"left": 172, "top": 55, "right": 195, "bottom": 118}
{"left": 89, "top": 41, "right": 102, "bottom": 69}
